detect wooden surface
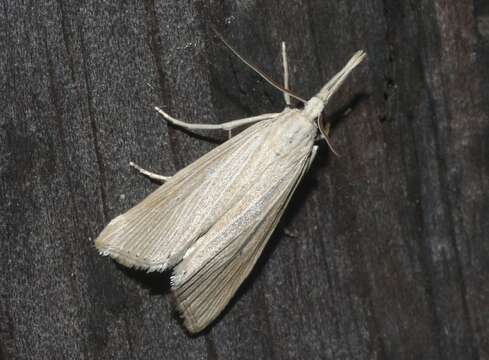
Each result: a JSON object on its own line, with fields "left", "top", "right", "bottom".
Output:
{"left": 1, "top": 1, "right": 488, "bottom": 359}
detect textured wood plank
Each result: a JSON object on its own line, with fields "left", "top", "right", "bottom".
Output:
{"left": 1, "top": 0, "right": 488, "bottom": 359}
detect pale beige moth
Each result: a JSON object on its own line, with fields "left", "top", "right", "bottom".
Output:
{"left": 95, "top": 39, "right": 366, "bottom": 333}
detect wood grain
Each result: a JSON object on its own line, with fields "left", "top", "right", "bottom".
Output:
{"left": 1, "top": 0, "right": 488, "bottom": 359}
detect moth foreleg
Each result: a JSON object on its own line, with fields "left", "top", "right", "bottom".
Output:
{"left": 314, "top": 117, "right": 340, "bottom": 157}
{"left": 155, "top": 106, "right": 279, "bottom": 131}
{"left": 129, "top": 161, "right": 171, "bottom": 182}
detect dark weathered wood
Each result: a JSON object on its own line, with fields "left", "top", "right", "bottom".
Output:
{"left": 1, "top": 1, "right": 488, "bottom": 359}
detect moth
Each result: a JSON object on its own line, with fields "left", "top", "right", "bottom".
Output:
{"left": 95, "top": 36, "right": 366, "bottom": 333}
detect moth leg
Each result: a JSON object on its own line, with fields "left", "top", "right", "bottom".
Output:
{"left": 306, "top": 145, "right": 319, "bottom": 171}
{"left": 129, "top": 161, "right": 171, "bottom": 182}
{"left": 315, "top": 115, "right": 340, "bottom": 157}
{"left": 281, "top": 42, "right": 291, "bottom": 107}
{"left": 155, "top": 106, "right": 279, "bottom": 131}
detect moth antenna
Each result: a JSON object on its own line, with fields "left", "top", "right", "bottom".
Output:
{"left": 212, "top": 26, "right": 306, "bottom": 103}
{"left": 317, "top": 114, "right": 340, "bottom": 157}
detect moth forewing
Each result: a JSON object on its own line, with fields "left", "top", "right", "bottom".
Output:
{"left": 172, "top": 110, "right": 316, "bottom": 286}
{"left": 95, "top": 116, "right": 278, "bottom": 271}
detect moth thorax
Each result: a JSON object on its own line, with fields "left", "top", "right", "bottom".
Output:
{"left": 303, "top": 97, "right": 324, "bottom": 120}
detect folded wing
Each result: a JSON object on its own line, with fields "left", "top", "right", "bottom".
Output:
{"left": 95, "top": 118, "right": 276, "bottom": 271}
{"left": 171, "top": 146, "right": 316, "bottom": 333}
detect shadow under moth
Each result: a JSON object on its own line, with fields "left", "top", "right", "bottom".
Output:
{"left": 95, "top": 35, "right": 366, "bottom": 333}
